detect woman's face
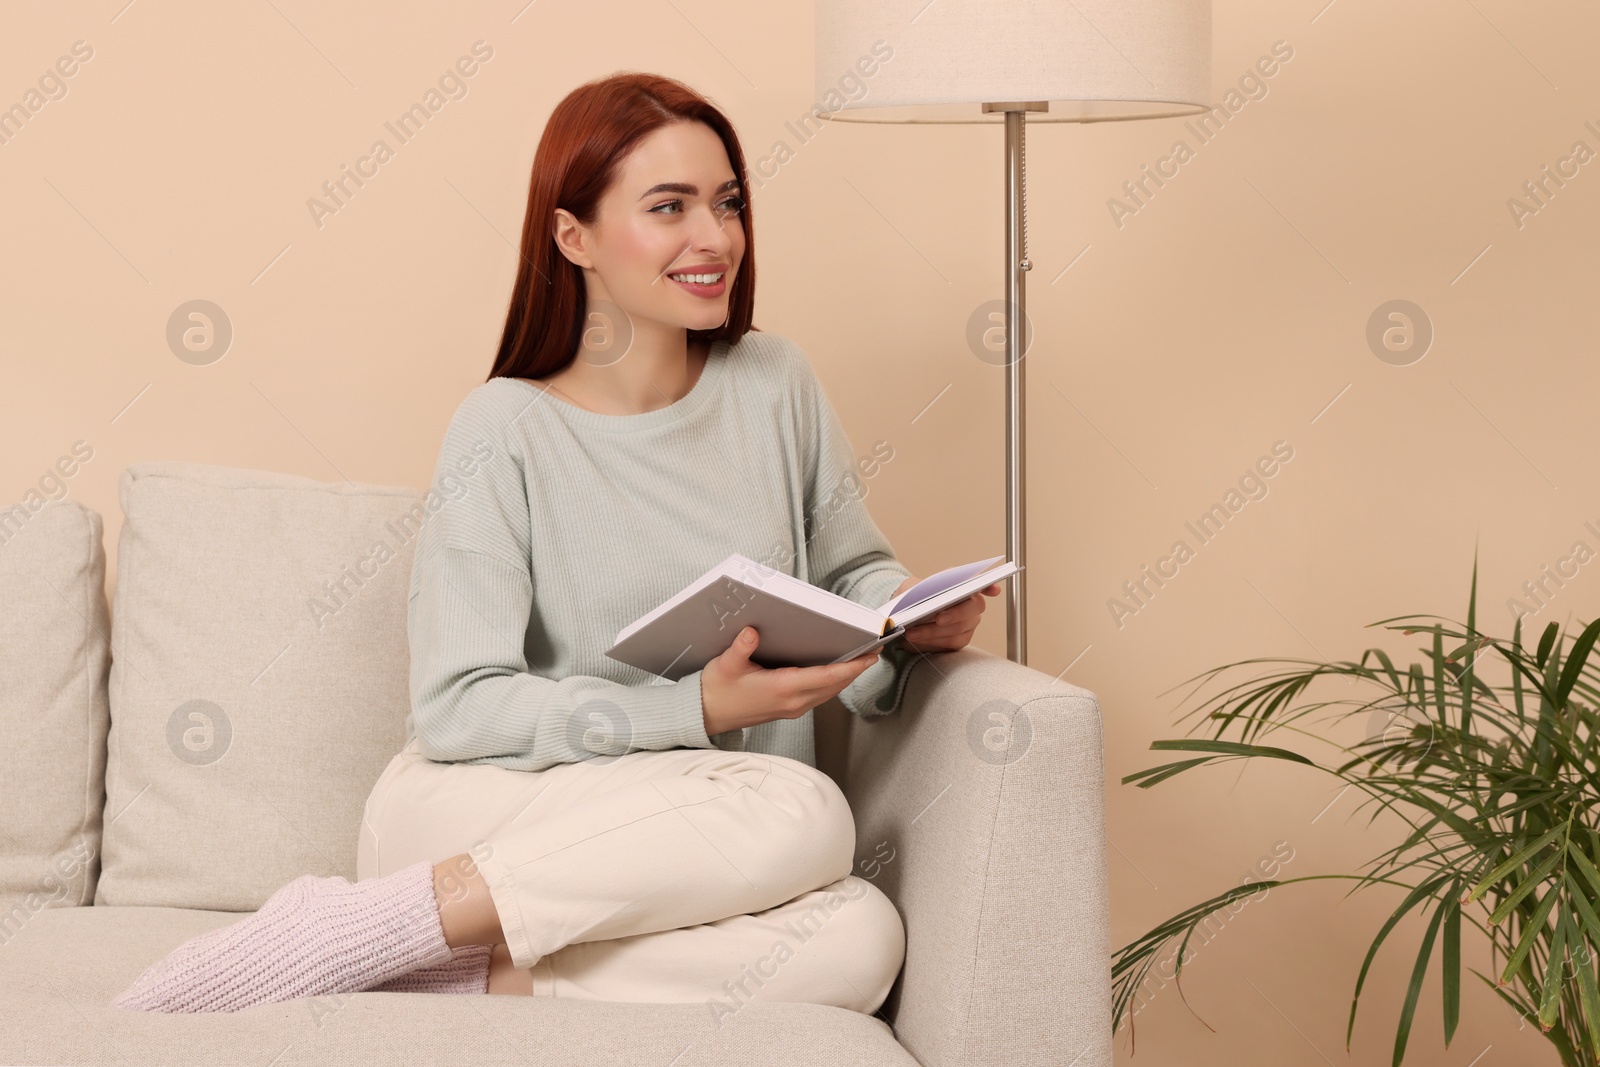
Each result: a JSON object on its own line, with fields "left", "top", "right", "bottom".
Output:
{"left": 556, "top": 120, "right": 745, "bottom": 342}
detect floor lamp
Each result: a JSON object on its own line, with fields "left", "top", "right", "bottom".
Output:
{"left": 814, "top": 1, "right": 1211, "bottom": 666}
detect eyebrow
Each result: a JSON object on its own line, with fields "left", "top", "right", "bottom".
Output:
{"left": 638, "top": 178, "right": 742, "bottom": 201}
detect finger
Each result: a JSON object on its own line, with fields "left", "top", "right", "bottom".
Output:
{"left": 928, "top": 621, "right": 978, "bottom": 648}
{"left": 909, "top": 615, "right": 978, "bottom": 646}
{"left": 834, "top": 653, "right": 876, "bottom": 677}
{"left": 727, "top": 626, "right": 759, "bottom": 661}
{"left": 907, "top": 618, "right": 971, "bottom": 644}
{"left": 905, "top": 633, "right": 956, "bottom": 653}
{"left": 797, "top": 656, "right": 877, "bottom": 704}
{"left": 911, "top": 612, "right": 965, "bottom": 637}
{"left": 844, "top": 651, "right": 879, "bottom": 676}
{"left": 947, "top": 593, "right": 986, "bottom": 611}
{"left": 926, "top": 601, "right": 981, "bottom": 630}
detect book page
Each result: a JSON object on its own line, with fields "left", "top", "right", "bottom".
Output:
{"left": 877, "top": 554, "right": 1009, "bottom": 615}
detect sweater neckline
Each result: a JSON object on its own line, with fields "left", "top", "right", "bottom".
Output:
{"left": 502, "top": 337, "right": 730, "bottom": 433}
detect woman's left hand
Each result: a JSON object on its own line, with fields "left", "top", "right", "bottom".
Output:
{"left": 890, "top": 577, "right": 1003, "bottom": 653}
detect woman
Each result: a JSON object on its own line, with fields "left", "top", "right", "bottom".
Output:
{"left": 111, "top": 71, "right": 998, "bottom": 1014}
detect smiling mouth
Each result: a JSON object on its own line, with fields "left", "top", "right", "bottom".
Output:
{"left": 666, "top": 270, "right": 728, "bottom": 295}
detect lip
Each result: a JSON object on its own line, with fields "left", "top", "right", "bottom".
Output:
{"left": 665, "top": 263, "right": 730, "bottom": 298}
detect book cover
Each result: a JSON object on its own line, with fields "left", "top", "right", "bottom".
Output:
{"left": 605, "top": 553, "right": 1017, "bottom": 680}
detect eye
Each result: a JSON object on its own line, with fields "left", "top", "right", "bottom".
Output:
{"left": 649, "top": 195, "right": 745, "bottom": 216}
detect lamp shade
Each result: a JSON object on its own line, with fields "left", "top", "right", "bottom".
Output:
{"left": 814, "top": 0, "right": 1210, "bottom": 123}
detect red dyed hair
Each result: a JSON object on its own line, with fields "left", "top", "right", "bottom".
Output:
{"left": 487, "top": 71, "right": 758, "bottom": 382}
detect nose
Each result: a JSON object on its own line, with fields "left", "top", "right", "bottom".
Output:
{"left": 689, "top": 201, "right": 739, "bottom": 260}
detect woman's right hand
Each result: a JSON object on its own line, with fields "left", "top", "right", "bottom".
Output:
{"left": 700, "top": 625, "right": 880, "bottom": 736}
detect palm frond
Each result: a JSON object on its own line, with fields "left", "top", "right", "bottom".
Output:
{"left": 1114, "top": 551, "right": 1600, "bottom": 1066}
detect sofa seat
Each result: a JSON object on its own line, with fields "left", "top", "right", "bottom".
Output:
{"left": 0, "top": 905, "right": 919, "bottom": 1067}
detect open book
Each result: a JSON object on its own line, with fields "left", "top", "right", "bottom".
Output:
{"left": 604, "top": 553, "right": 1020, "bottom": 681}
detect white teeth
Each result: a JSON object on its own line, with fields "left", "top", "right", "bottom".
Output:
{"left": 669, "top": 272, "right": 724, "bottom": 285}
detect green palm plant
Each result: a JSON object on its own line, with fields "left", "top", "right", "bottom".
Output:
{"left": 1113, "top": 559, "right": 1600, "bottom": 1066}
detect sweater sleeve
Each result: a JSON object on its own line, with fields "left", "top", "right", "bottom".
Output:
{"left": 405, "top": 391, "right": 723, "bottom": 770}
{"left": 795, "top": 348, "right": 921, "bottom": 720}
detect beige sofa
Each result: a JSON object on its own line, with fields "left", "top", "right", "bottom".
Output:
{"left": 0, "top": 461, "right": 1113, "bottom": 1066}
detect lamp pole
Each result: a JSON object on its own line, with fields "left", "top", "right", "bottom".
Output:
{"left": 985, "top": 101, "right": 1046, "bottom": 666}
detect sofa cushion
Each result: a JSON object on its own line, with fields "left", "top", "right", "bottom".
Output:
{"left": 96, "top": 462, "right": 431, "bottom": 910}
{"left": 0, "top": 905, "right": 916, "bottom": 1066}
{"left": 0, "top": 498, "right": 110, "bottom": 929}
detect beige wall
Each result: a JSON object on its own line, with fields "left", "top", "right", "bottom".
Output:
{"left": 4, "top": 1, "right": 1595, "bottom": 1063}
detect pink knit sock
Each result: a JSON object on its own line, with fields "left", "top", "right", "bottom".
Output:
{"left": 368, "top": 943, "right": 493, "bottom": 994}
{"left": 111, "top": 860, "right": 454, "bottom": 1013}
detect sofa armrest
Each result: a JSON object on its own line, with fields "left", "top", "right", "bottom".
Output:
{"left": 823, "top": 646, "right": 1112, "bottom": 1067}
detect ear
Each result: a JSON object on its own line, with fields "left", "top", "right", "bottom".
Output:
{"left": 551, "top": 207, "right": 593, "bottom": 270}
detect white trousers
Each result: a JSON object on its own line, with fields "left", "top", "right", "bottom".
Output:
{"left": 357, "top": 738, "right": 905, "bottom": 1016}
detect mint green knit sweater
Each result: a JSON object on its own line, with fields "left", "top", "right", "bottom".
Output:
{"left": 404, "top": 329, "right": 919, "bottom": 772}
